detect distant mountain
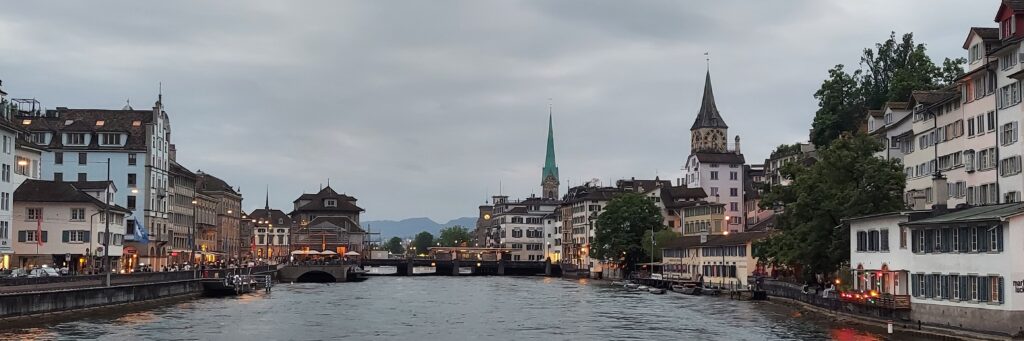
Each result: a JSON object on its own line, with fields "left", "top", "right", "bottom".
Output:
{"left": 363, "top": 217, "right": 476, "bottom": 239}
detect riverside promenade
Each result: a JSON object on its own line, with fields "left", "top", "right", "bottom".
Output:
{"left": 0, "top": 265, "right": 278, "bottom": 320}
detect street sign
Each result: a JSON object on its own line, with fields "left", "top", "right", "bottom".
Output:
{"left": 124, "top": 246, "right": 137, "bottom": 254}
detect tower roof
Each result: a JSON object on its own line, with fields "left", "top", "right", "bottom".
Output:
{"left": 690, "top": 70, "right": 728, "bottom": 130}
{"left": 542, "top": 112, "right": 558, "bottom": 185}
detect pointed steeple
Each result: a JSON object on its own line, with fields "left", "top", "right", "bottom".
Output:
{"left": 690, "top": 70, "right": 728, "bottom": 130}
{"left": 265, "top": 185, "right": 270, "bottom": 210}
{"left": 542, "top": 109, "right": 558, "bottom": 185}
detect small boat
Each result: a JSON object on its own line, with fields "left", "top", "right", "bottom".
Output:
{"left": 201, "top": 274, "right": 259, "bottom": 296}
{"left": 637, "top": 285, "right": 649, "bottom": 291}
{"left": 611, "top": 281, "right": 624, "bottom": 286}
{"left": 625, "top": 283, "right": 640, "bottom": 290}
{"left": 648, "top": 288, "right": 666, "bottom": 294}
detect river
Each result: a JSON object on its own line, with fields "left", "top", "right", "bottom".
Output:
{"left": 0, "top": 276, "right": 928, "bottom": 340}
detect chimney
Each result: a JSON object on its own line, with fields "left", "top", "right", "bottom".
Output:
{"left": 169, "top": 143, "right": 177, "bottom": 162}
{"left": 735, "top": 136, "right": 741, "bottom": 155}
{"left": 932, "top": 173, "right": 948, "bottom": 214}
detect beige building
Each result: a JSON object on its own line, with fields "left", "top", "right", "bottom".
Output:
{"left": 196, "top": 171, "right": 242, "bottom": 262}
{"left": 661, "top": 231, "right": 770, "bottom": 288}
{"left": 682, "top": 202, "right": 725, "bottom": 236}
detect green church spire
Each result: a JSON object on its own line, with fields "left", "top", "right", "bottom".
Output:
{"left": 542, "top": 110, "right": 558, "bottom": 186}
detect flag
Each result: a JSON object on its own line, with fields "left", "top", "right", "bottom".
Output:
{"left": 36, "top": 214, "right": 42, "bottom": 246}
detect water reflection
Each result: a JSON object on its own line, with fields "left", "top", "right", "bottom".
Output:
{"left": 0, "top": 277, "right": 930, "bottom": 341}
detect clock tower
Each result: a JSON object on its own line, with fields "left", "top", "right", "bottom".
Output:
{"left": 690, "top": 70, "right": 729, "bottom": 153}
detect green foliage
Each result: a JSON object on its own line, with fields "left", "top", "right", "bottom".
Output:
{"left": 411, "top": 231, "right": 435, "bottom": 255}
{"left": 642, "top": 229, "right": 680, "bottom": 263}
{"left": 385, "top": 237, "right": 405, "bottom": 255}
{"left": 810, "top": 32, "right": 966, "bottom": 148}
{"left": 770, "top": 143, "right": 804, "bottom": 159}
{"left": 755, "top": 134, "right": 906, "bottom": 280}
{"left": 592, "top": 193, "right": 664, "bottom": 275}
{"left": 437, "top": 225, "right": 472, "bottom": 247}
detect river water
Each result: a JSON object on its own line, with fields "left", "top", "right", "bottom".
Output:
{"left": 0, "top": 276, "right": 927, "bottom": 341}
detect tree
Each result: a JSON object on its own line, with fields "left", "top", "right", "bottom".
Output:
{"left": 411, "top": 231, "right": 434, "bottom": 255}
{"left": 592, "top": 192, "right": 664, "bottom": 276}
{"left": 385, "top": 237, "right": 405, "bottom": 255}
{"left": 437, "top": 225, "right": 472, "bottom": 247}
{"left": 642, "top": 229, "right": 680, "bottom": 263}
{"left": 755, "top": 134, "right": 906, "bottom": 281}
{"left": 810, "top": 32, "right": 965, "bottom": 148}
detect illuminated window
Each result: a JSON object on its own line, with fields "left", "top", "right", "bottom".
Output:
{"left": 96, "top": 120, "right": 105, "bottom": 126}
{"left": 21, "top": 119, "right": 30, "bottom": 125}
{"left": 132, "top": 120, "right": 142, "bottom": 127}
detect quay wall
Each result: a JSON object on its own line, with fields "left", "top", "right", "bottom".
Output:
{"left": 0, "top": 279, "right": 200, "bottom": 319}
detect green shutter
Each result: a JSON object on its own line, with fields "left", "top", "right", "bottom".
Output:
{"left": 82, "top": 231, "right": 90, "bottom": 243}
{"left": 17, "top": 230, "right": 25, "bottom": 242}
{"left": 1000, "top": 277, "right": 1005, "bottom": 303}
{"left": 998, "top": 225, "right": 1004, "bottom": 251}
{"left": 62, "top": 231, "right": 69, "bottom": 243}
{"left": 911, "top": 230, "right": 919, "bottom": 253}
{"left": 41, "top": 231, "right": 47, "bottom": 243}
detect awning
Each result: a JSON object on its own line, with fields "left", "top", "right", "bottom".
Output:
{"left": 290, "top": 250, "right": 321, "bottom": 255}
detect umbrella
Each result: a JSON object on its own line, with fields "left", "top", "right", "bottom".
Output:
{"left": 344, "top": 251, "right": 360, "bottom": 256}
{"left": 290, "top": 250, "right": 321, "bottom": 255}
{"left": 320, "top": 250, "right": 338, "bottom": 255}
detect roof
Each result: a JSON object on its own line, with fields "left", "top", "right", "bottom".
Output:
{"left": 196, "top": 172, "right": 239, "bottom": 196}
{"left": 882, "top": 102, "right": 909, "bottom": 111}
{"left": 909, "top": 90, "right": 958, "bottom": 108}
{"left": 562, "top": 185, "right": 623, "bottom": 204}
{"left": 68, "top": 180, "right": 114, "bottom": 191}
{"left": 292, "top": 186, "right": 364, "bottom": 213}
{"left": 963, "top": 27, "right": 1001, "bottom": 49}
{"left": 13, "top": 179, "right": 131, "bottom": 213}
{"left": 666, "top": 186, "right": 707, "bottom": 199}
{"left": 901, "top": 203, "right": 1024, "bottom": 226}
{"left": 306, "top": 216, "right": 365, "bottom": 233}
{"left": 690, "top": 70, "right": 728, "bottom": 130}
{"left": 745, "top": 215, "right": 776, "bottom": 232}
{"left": 542, "top": 113, "right": 558, "bottom": 185}
{"left": 616, "top": 178, "right": 671, "bottom": 193}
{"left": 169, "top": 160, "right": 195, "bottom": 178}
{"left": 693, "top": 152, "right": 745, "bottom": 164}
{"left": 662, "top": 231, "right": 772, "bottom": 249}
{"left": 21, "top": 107, "right": 156, "bottom": 151}
{"left": 247, "top": 208, "right": 293, "bottom": 226}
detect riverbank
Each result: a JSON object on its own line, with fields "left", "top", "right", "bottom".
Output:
{"left": 0, "top": 289, "right": 201, "bottom": 329}
{"left": 0, "top": 278, "right": 201, "bottom": 320}
{"left": 764, "top": 295, "right": 1007, "bottom": 341}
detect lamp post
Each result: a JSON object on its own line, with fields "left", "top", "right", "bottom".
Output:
{"left": 722, "top": 229, "right": 729, "bottom": 290}
{"left": 102, "top": 158, "right": 111, "bottom": 287}
{"left": 190, "top": 199, "right": 197, "bottom": 274}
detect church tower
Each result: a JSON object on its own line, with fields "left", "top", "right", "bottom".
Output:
{"left": 690, "top": 70, "right": 729, "bottom": 153}
{"left": 542, "top": 112, "right": 560, "bottom": 199}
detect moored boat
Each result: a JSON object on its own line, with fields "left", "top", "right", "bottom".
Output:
{"left": 637, "top": 285, "right": 649, "bottom": 291}
{"left": 648, "top": 288, "right": 666, "bottom": 294}
{"left": 625, "top": 283, "right": 640, "bottom": 290}
{"left": 672, "top": 284, "right": 702, "bottom": 295}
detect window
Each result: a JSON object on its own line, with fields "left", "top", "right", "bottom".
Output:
{"left": 710, "top": 171, "right": 719, "bottom": 180}
{"left": 324, "top": 199, "right": 337, "bottom": 207}
{"left": 880, "top": 229, "right": 889, "bottom": 251}
{"left": 77, "top": 173, "right": 87, "bottom": 182}
{"left": 1001, "top": 156, "right": 1022, "bottom": 177}
{"left": 53, "top": 172, "right": 63, "bottom": 182}
{"left": 970, "top": 44, "right": 982, "bottom": 63}
{"left": 1002, "top": 50, "right": 1019, "bottom": 70}
{"left": 70, "top": 208, "right": 85, "bottom": 221}
{"left": 730, "top": 202, "right": 738, "bottom": 211}
{"left": 127, "top": 196, "right": 137, "bottom": 210}
{"left": 730, "top": 188, "right": 738, "bottom": 197}
{"left": 729, "top": 171, "right": 737, "bottom": 180}
{"left": 26, "top": 208, "right": 42, "bottom": 221}
{"left": 988, "top": 111, "right": 997, "bottom": 131}
{"left": 78, "top": 152, "right": 87, "bottom": 165}
{"left": 64, "top": 230, "right": 88, "bottom": 243}
{"left": 128, "top": 153, "right": 137, "bottom": 166}
{"left": 1003, "top": 122, "right": 1020, "bottom": 145}
{"left": 30, "top": 133, "right": 46, "bottom": 145}
{"left": 66, "top": 133, "right": 86, "bottom": 145}
{"left": 100, "top": 133, "right": 121, "bottom": 145}
{"left": 128, "top": 173, "right": 136, "bottom": 186}
{"left": 710, "top": 187, "right": 718, "bottom": 197}
{"left": 1, "top": 164, "right": 9, "bottom": 183}
{"left": 54, "top": 152, "right": 63, "bottom": 165}
{"left": 132, "top": 120, "right": 142, "bottom": 127}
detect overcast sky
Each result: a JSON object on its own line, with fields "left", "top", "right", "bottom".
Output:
{"left": 0, "top": 1, "right": 995, "bottom": 221}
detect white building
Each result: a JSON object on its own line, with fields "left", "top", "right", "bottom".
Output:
{"left": 903, "top": 91, "right": 966, "bottom": 208}
{"left": 19, "top": 99, "right": 172, "bottom": 268}
{"left": 542, "top": 212, "right": 560, "bottom": 263}
{"left": 661, "top": 231, "right": 770, "bottom": 288}
{"left": 959, "top": 27, "right": 1001, "bottom": 206}
{"left": 848, "top": 195, "right": 1024, "bottom": 335}
{"left": 0, "top": 83, "right": 45, "bottom": 270}
{"left": 683, "top": 71, "right": 746, "bottom": 230}
{"left": 490, "top": 196, "right": 559, "bottom": 261}
{"left": 558, "top": 184, "right": 621, "bottom": 276}
{"left": 12, "top": 180, "right": 129, "bottom": 273}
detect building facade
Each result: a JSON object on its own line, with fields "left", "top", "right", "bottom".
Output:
{"left": 662, "top": 231, "right": 770, "bottom": 287}
{"left": 289, "top": 186, "right": 366, "bottom": 255}
{"left": 168, "top": 158, "right": 196, "bottom": 265}
{"left": 196, "top": 171, "right": 242, "bottom": 262}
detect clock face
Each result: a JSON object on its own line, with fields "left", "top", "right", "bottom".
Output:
{"left": 483, "top": 213, "right": 491, "bottom": 220}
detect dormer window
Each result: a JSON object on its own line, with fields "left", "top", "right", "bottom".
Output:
{"left": 325, "top": 199, "right": 337, "bottom": 207}
{"left": 95, "top": 120, "right": 105, "bottom": 126}
{"left": 64, "top": 119, "right": 74, "bottom": 126}
{"left": 65, "top": 133, "right": 87, "bottom": 146}
{"left": 21, "top": 119, "right": 30, "bottom": 125}
{"left": 99, "top": 133, "right": 121, "bottom": 146}
{"left": 1002, "top": 17, "right": 1016, "bottom": 39}
{"left": 970, "top": 44, "right": 982, "bottom": 63}
{"left": 30, "top": 133, "right": 46, "bottom": 145}
{"left": 132, "top": 120, "right": 142, "bottom": 127}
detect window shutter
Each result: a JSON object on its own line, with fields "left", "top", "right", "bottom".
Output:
{"left": 981, "top": 227, "right": 990, "bottom": 252}
{"left": 17, "top": 230, "right": 25, "bottom": 242}
{"left": 83, "top": 231, "right": 90, "bottom": 243}
{"left": 41, "top": 231, "right": 48, "bottom": 243}
{"left": 911, "top": 274, "right": 918, "bottom": 296}
{"left": 62, "top": 231, "right": 69, "bottom": 243}
{"left": 998, "top": 225, "right": 1004, "bottom": 251}
{"left": 911, "top": 230, "right": 919, "bottom": 253}
{"left": 1000, "top": 277, "right": 1005, "bottom": 303}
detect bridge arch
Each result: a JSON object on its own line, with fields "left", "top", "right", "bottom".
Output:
{"left": 295, "top": 270, "right": 337, "bottom": 283}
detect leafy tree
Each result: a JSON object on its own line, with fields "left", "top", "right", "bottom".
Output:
{"left": 437, "top": 225, "right": 472, "bottom": 247}
{"left": 385, "top": 237, "right": 405, "bottom": 255}
{"left": 642, "top": 229, "right": 680, "bottom": 263}
{"left": 810, "top": 32, "right": 965, "bottom": 148}
{"left": 755, "top": 134, "right": 906, "bottom": 281}
{"left": 411, "top": 231, "right": 434, "bottom": 255}
{"left": 592, "top": 192, "right": 664, "bottom": 276}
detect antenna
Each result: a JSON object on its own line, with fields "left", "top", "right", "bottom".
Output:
{"left": 704, "top": 51, "right": 710, "bottom": 71}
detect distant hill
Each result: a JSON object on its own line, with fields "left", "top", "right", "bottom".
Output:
{"left": 363, "top": 217, "right": 477, "bottom": 239}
